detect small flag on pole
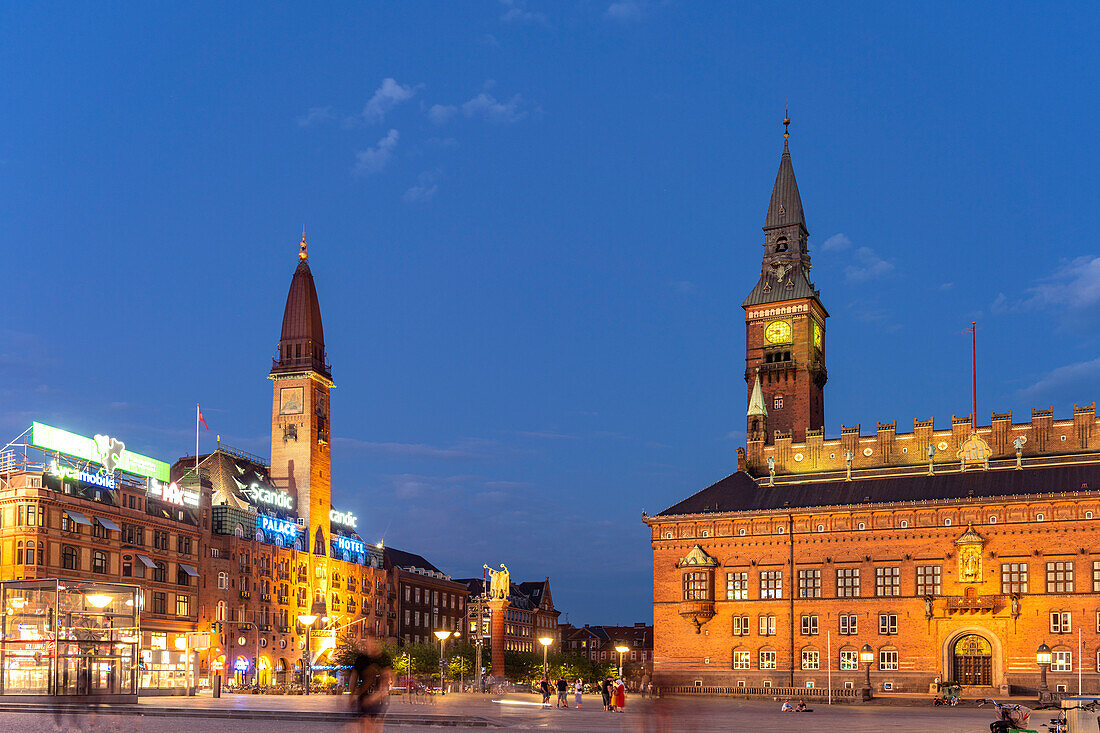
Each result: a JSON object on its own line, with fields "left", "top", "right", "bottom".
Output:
{"left": 198, "top": 406, "right": 210, "bottom": 432}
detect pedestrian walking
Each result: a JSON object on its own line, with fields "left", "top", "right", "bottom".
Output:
{"left": 574, "top": 678, "right": 583, "bottom": 708}
{"left": 601, "top": 677, "right": 612, "bottom": 711}
{"left": 539, "top": 677, "right": 551, "bottom": 705}
{"left": 556, "top": 675, "right": 569, "bottom": 708}
{"left": 348, "top": 636, "right": 394, "bottom": 733}
{"left": 614, "top": 677, "right": 626, "bottom": 712}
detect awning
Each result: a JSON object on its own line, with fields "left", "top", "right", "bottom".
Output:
{"left": 97, "top": 517, "right": 120, "bottom": 531}
{"left": 65, "top": 511, "right": 92, "bottom": 526}
{"left": 136, "top": 554, "right": 157, "bottom": 569}
{"left": 180, "top": 564, "right": 199, "bottom": 577}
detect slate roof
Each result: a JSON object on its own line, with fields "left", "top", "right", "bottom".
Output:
{"left": 271, "top": 238, "right": 330, "bottom": 379}
{"left": 764, "top": 139, "right": 806, "bottom": 231}
{"left": 741, "top": 268, "right": 821, "bottom": 308}
{"left": 656, "top": 461, "right": 1100, "bottom": 516}
{"left": 384, "top": 547, "right": 442, "bottom": 574}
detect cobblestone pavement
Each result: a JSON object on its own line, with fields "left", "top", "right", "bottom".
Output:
{"left": 0, "top": 693, "right": 1023, "bottom": 732}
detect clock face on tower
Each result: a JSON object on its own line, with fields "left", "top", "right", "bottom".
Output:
{"left": 764, "top": 320, "right": 792, "bottom": 344}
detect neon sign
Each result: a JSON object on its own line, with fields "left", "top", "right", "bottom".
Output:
{"left": 49, "top": 461, "right": 116, "bottom": 490}
{"left": 31, "top": 421, "right": 169, "bottom": 482}
{"left": 147, "top": 479, "right": 200, "bottom": 507}
{"left": 259, "top": 516, "right": 298, "bottom": 536}
{"left": 249, "top": 484, "right": 294, "bottom": 509}
{"left": 234, "top": 657, "right": 250, "bottom": 672}
{"left": 334, "top": 536, "right": 365, "bottom": 554}
{"left": 330, "top": 509, "right": 357, "bottom": 528}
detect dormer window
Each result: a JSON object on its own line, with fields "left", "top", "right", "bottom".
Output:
{"left": 775, "top": 237, "right": 788, "bottom": 253}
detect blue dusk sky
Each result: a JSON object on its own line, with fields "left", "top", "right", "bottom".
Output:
{"left": 1, "top": 2, "right": 1098, "bottom": 624}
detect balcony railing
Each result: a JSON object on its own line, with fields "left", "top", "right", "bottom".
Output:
{"left": 239, "top": 591, "right": 251, "bottom": 600}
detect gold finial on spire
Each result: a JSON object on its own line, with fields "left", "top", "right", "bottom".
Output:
{"left": 783, "top": 106, "right": 790, "bottom": 141}
{"left": 299, "top": 229, "right": 308, "bottom": 261}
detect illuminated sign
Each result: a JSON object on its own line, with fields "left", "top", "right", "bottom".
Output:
{"left": 147, "top": 479, "right": 200, "bottom": 507}
{"left": 31, "top": 422, "right": 169, "bottom": 482}
{"left": 49, "top": 461, "right": 116, "bottom": 490}
{"left": 249, "top": 484, "right": 294, "bottom": 510}
{"left": 334, "top": 536, "right": 365, "bottom": 554}
{"left": 330, "top": 509, "right": 357, "bottom": 529}
{"left": 234, "top": 656, "right": 250, "bottom": 672}
{"left": 259, "top": 516, "right": 298, "bottom": 536}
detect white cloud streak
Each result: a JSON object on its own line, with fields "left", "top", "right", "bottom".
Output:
{"left": 354, "top": 129, "right": 399, "bottom": 175}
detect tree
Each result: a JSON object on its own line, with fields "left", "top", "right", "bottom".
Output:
{"left": 331, "top": 632, "right": 365, "bottom": 668}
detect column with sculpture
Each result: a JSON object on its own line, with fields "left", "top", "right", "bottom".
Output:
{"left": 484, "top": 564, "right": 510, "bottom": 682}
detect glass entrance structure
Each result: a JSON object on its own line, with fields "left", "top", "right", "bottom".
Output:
{"left": 1, "top": 580, "right": 140, "bottom": 700}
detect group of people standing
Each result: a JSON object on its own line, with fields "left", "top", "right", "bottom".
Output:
{"left": 539, "top": 676, "right": 627, "bottom": 712}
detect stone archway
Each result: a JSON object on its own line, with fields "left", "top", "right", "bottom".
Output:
{"left": 942, "top": 627, "right": 1003, "bottom": 688}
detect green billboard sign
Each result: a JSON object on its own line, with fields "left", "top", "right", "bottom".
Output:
{"left": 30, "top": 421, "right": 170, "bottom": 482}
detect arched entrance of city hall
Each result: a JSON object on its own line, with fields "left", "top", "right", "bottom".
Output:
{"left": 953, "top": 634, "right": 992, "bottom": 686}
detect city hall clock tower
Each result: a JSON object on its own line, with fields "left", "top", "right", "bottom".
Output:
{"left": 270, "top": 234, "right": 334, "bottom": 561}
{"left": 743, "top": 119, "right": 827, "bottom": 444}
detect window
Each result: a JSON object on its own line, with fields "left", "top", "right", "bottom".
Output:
{"left": 839, "top": 614, "right": 857, "bottom": 635}
{"left": 216, "top": 601, "right": 226, "bottom": 621}
{"left": 900, "top": 520, "right": 908, "bottom": 528}
{"left": 1001, "top": 563, "right": 1029, "bottom": 594}
{"left": 123, "top": 524, "right": 144, "bottom": 546}
{"left": 944, "top": 518, "right": 952, "bottom": 526}
{"left": 152, "top": 592, "right": 167, "bottom": 615}
{"left": 774, "top": 396, "right": 784, "bottom": 410}
{"left": 176, "top": 594, "right": 190, "bottom": 616}
{"left": 801, "top": 650, "right": 820, "bottom": 670}
{"left": 989, "top": 516, "right": 997, "bottom": 524}
{"left": 760, "top": 571, "right": 782, "bottom": 599}
{"left": 92, "top": 551, "right": 107, "bottom": 574}
{"left": 840, "top": 649, "right": 858, "bottom": 670}
{"left": 1036, "top": 513, "right": 1045, "bottom": 522}
{"left": 801, "top": 615, "right": 818, "bottom": 635}
{"left": 857, "top": 522, "right": 866, "bottom": 530}
{"left": 683, "top": 571, "right": 709, "bottom": 601}
{"left": 1047, "top": 562, "right": 1075, "bottom": 593}
{"left": 916, "top": 566, "right": 941, "bottom": 596}
{"left": 153, "top": 562, "right": 167, "bottom": 583}
{"left": 1052, "top": 651, "right": 1072, "bottom": 672}
{"left": 15, "top": 541, "right": 24, "bottom": 565}
{"left": 879, "top": 614, "right": 897, "bottom": 635}
{"left": 836, "top": 568, "right": 860, "bottom": 598}
{"left": 733, "top": 651, "right": 750, "bottom": 670}
{"left": 798, "top": 569, "right": 821, "bottom": 598}
{"left": 62, "top": 546, "right": 79, "bottom": 570}
{"left": 178, "top": 536, "right": 192, "bottom": 555}
{"left": 176, "top": 565, "right": 191, "bottom": 586}
{"left": 726, "top": 572, "right": 748, "bottom": 600}
{"left": 1051, "top": 612, "right": 1072, "bottom": 634}
{"left": 218, "top": 572, "right": 228, "bottom": 590}
{"left": 758, "top": 615, "right": 776, "bottom": 636}
{"left": 876, "top": 567, "right": 900, "bottom": 596}
{"left": 122, "top": 561, "right": 132, "bottom": 577}
{"left": 1093, "top": 561, "right": 1100, "bottom": 592}
{"left": 738, "top": 528, "right": 746, "bottom": 536}
{"left": 759, "top": 650, "right": 776, "bottom": 669}
{"left": 732, "top": 616, "right": 750, "bottom": 636}
{"left": 879, "top": 650, "right": 899, "bottom": 670}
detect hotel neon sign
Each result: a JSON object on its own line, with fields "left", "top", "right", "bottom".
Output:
{"left": 334, "top": 536, "right": 366, "bottom": 554}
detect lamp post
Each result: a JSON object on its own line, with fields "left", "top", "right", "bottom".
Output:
{"left": 615, "top": 645, "right": 629, "bottom": 679}
{"left": 1036, "top": 643, "right": 1052, "bottom": 704}
{"left": 434, "top": 630, "right": 453, "bottom": 695}
{"left": 859, "top": 644, "right": 874, "bottom": 701}
{"left": 538, "top": 636, "right": 553, "bottom": 677}
{"left": 297, "top": 614, "right": 317, "bottom": 695}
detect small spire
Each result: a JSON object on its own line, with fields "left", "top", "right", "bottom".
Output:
{"left": 299, "top": 230, "right": 308, "bottom": 261}
{"left": 747, "top": 372, "right": 768, "bottom": 418}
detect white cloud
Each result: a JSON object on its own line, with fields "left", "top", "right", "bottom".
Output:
{"left": 354, "top": 129, "right": 399, "bottom": 175}
{"left": 296, "top": 106, "right": 335, "bottom": 126}
{"left": 427, "top": 104, "right": 458, "bottom": 125}
{"left": 462, "top": 92, "right": 527, "bottom": 123}
{"left": 844, "top": 246, "right": 894, "bottom": 283}
{"left": 403, "top": 169, "right": 441, "bottom": 203}
{"left": 1018, "top": 357, "right": 1100, "bottom": 401}
{"left": 606, "top": 1, "right": 644, "bottom": 21}
{"left": 500, "top": 0, "right": 547, "bottom": 24}
{"left": 1024, "top": 255, "right": 1100, "bottom": 310}
{"left": 669, "top": 280, "right": 698, "bottom": 294}
{"left": 821, "top": 233, "right": 852, "bottom": 252}
{"left": 362, "top": 78, "right": 416, "bottom": 123}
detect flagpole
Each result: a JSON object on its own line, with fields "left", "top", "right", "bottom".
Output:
{"left": 971, "top": 322, "right": 977, "bottom": 429}
{"left": 195, "top": 403, "right": 200, "bottom": 474}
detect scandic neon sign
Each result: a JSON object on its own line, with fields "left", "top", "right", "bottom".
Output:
{"left": 250, "top": 484, "right": 294, "bottom": 509}
{"left": 330, "top": 509, "right": 357, "bottom": 528}
{"left": 31, "top": 421, "right": 170, "bottom": 482}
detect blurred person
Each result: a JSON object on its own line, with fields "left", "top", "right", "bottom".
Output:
{"left": 348, "top": 637, "right": 394, "bottom": 733}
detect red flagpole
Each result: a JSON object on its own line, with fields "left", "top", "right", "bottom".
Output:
{"left": 971, "top": 322, "right": 977, "bottom": 429}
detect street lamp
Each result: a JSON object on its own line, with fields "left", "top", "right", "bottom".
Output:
{"left": 615, "top": 645, "right": 629, "bottom": 679}
{"left": 538, "top": 636, "right": 553, "bottom": 677}
{"left": 859, "top": 644, "right": 874, "bottom": 701}
{"left": 1036, "top": 643, "right": 1053, "bottom": 704}
{"left": 434, "top": 630, "right": 453, "bottom": 695}
{"left": 297, "top": 614, "right": 318, "bottom": 695}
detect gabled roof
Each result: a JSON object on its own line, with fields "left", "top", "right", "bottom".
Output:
{"left": 383, "top": 547, "right": 441, "bottom": 574}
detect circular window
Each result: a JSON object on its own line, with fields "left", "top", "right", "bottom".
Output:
{"left": 794, "top": 453, "right": 804, "bottom": 463}
{"left": 260, "top": 638, "right": 268, "bottom": 648}
{"left": 937, "top": 442, "right": 948, "bottom": 451}
{"left": 830, "top": 453, "right": 835, "bottom": 459}
{"left": 777, "top": 526, "right": 785, "bottom": 534}
{"left": 1061, "top": 435, "right": 1067, "bottom": 442}
{"left": 863, "top": 448, "right": 873, "bottom": 457}
{"left": 237, "top": 636, "right": 246, "bottom": 646}
{"left": 902, "top": 447, "right": 908, "bottom": 454}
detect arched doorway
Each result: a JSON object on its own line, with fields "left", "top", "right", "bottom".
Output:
{"left": 953, "top": 634, "right": 992, "bottom": 686}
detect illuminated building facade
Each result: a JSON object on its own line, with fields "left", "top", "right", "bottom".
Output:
{"left": 384, "top": 548, "right": 468, "bottom": 646}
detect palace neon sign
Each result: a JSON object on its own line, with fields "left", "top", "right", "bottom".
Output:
{"left": 49, "top": 461, "right": 116, "bottom": 490}
{"left": 259, "top": 515, "right": 298, "bottom": 536}
{"left": 330, "top": 509, "right": 357, "bottom": 528}
{"left": 249, "top": 484, "right": 294, "bottom": 509}
{"left": 31, "top": 421, "right": 169, "bottom": 482}
{"left": 334, "top": 536, "right": 365, "bottom": 554}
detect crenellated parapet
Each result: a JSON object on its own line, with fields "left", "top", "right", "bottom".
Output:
{"left": 745, "top": 403, "right": 1099, "bottom": 477}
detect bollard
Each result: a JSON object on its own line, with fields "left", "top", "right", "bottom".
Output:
{"left": 213, "top": 674, "right": 222, "bottom": 698}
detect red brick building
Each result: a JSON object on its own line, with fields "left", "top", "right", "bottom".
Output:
{"left": 561, "top": 622, "right": 653, "bottom": 681}
{"left": 645, "top": 126, "right": 1100, "bottom": 697}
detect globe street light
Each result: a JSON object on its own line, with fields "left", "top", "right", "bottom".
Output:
{"left": 615, "top": 645, "right": 629, "bottom": 679}
{"left": 538, "top": 636, "right": 554, "bottom": 677}
{"left": 1036, "top": 643, "right": 1052, "bottom": 704}
{"left": 297, "top": 614, "right": 318, "bottom": 695}
{"left": 859, "top": 644, "right": 874, "bottom": 701}
{"left": 434, "top": 630, "right": 453, "bottom": 695}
